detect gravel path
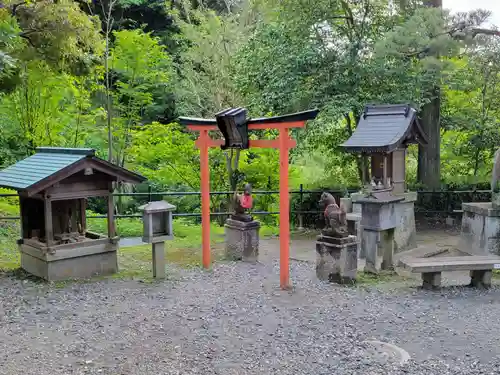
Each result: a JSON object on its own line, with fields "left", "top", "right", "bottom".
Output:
{"left": 1, "top": 260, "right": 500, "bottom": 374}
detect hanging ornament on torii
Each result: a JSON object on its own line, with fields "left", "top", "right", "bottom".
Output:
{"left": 178, "top": 107, "right": 319, "bottom": 289}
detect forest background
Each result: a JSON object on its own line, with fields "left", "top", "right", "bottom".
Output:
{"left": 0, "top": 0, "right": 499, "bottom": 238}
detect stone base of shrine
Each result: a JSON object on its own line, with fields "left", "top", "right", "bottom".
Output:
{"left": 351, "top": 191, "right": 417, "bottom": 253}
{"left": 224, "top": 219, "right": 260, "bottom": 262}
{"left": 363, "top": 228, "right": 395, "bottom": 274}
{"left": 19, "top": 240, "right": 118, "bottom": 281}
{"left": 316, "top": 235, "right": 358, "bottom": 284}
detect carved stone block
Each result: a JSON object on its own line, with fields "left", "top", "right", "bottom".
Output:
{"left": 224, "top": 219, "right": 260, "bottom": 262}
{"left": 316, "top": 235, "right": 358, "bottom": 284}
{"left": 363, "top": 228, "right": 395, "bottom": 274}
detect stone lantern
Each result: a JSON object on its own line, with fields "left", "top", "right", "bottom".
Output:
{"left": 139, "top": 200, "right": 176, "bottom": 278}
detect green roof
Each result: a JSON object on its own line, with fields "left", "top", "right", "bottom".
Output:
{"left": 0, "top": 147, "right": 95, "bottom": 191}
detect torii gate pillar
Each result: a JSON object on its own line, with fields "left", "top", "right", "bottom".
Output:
{"left": 179, "top": 109, "right": 319, "bottom": 289}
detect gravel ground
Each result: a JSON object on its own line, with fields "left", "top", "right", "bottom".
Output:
{"left": 1, "top": 260, "right": 500, "bottom": 375}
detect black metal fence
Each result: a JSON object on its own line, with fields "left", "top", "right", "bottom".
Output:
{"left": 0, "top": 186, "right": 493, "bottom": 225}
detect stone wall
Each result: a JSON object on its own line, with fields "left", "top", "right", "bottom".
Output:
{"left": 459, "top": 202, "right": 500, "bottom": 255}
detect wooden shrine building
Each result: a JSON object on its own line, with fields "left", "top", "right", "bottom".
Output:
{"left": 341, "top": 104, "right": 428, "bottom": 195}
{"left": 0, "top": 147, "right": 146, "bottom": 281}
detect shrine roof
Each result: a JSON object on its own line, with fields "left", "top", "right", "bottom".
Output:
{"left": 0, "top": 147, "right": 146, "bottom": 195}
{"left": 341, "top": 104, "right": 428, "bottom": 153}
{"left": 139, "top": 201, "right": 177, "bottom": 213}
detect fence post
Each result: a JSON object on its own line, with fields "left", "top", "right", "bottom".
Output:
{"left": 148, "top": 184, "right": 152, "bottom": 202}
{"left": 298, "top": 183, "right": 304, "bottom": 231}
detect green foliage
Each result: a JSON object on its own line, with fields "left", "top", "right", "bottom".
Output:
{"left": 107, "top": 29, "right": 172, "bottom": 166}
{"left": 0, "top": 188, "right": 19, "bottom": 270}
{"left": 8, "top": 0, "right": 103, "bottom": 74}
{"left": 0, "top": 9, "right": 22, "bottom": 85}
{"left": 1, "top": 0, "right": 500, "bottom": 265}
{"left": 0, "top": 61, "right": 102, "bottom": 159}
{"left": 173, "top": 5, "right": 250, "bottom": 117}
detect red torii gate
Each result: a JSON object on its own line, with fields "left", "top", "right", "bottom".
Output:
{"left": 179, "top": 108, "right": 318, "bottom": 289}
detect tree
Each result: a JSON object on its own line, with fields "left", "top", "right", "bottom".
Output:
{"left": 375, "top": 6, "right": 492, "bottom": 187}
{"left": 173, "top": 2, "right": 258, "bottom": 194}
{"left": 235, "top": 0, "right": 412, "bottom": 183}
{"left": 108, "top": 29, "right": 172, "bottom": 167}
{"left": 0, "top": 61, "right": 101, "bottom": 158}
{"left": 440, "top": 40, "right": 500, "bottom": 184}
{"left": 418, "top": 0, "right": 443, "bottom": 189}
{"left": 4, "top": 0, "right": 103, "bottom": 74}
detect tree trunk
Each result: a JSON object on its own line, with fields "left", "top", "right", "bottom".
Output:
{"left": 417, "top": 0, "right": 442, "bottom": 189}
{"left": 417, "top": 87, "right": 441, "bottom": 188}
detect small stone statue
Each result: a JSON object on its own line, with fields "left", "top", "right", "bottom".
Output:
{"left": 232, "top": 183, "right": 253, "bottom": 222}
{"left": 319, "top": 192, "right": 349, "bottom": 238}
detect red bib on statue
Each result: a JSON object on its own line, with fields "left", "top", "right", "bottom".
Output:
{"left": 240, "top": 195, "right": 252, "bottom": 209}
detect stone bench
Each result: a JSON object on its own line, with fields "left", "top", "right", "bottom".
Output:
{"left": 399, "top": 255, "right": 500, "bottom": 289}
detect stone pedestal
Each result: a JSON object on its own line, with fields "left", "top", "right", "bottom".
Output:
{"left": 19, "top": 240, "right": 118, "bottom": 281}
{"left": 316, "top": 235, "right": 358, "bottom": 284}
{"left": 459, "top": 202, "right": 500, "bottom": 255}
{"left": 359, "top": 196, "right": 402, "bottom": 274}
{"left": 363, "top": 228, "right": 395, "bottom": 273}
{"left": 152, "top": 242, "right": 166, "bottom": 279}
{"left": 352, "top": 191, "right": 416, "bottom": 254}
{"left": 224, "top": 218, "right": 260, "bottom": 262}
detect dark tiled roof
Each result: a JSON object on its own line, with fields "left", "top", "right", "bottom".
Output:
{"left": 0, "top": 148, "right": 93, "bottom": 190}
{"left": 0, "top": 147, "right": 146, "bottom": 193}
{"left": 341, "top": 104, "right": 428, "bottom": 153}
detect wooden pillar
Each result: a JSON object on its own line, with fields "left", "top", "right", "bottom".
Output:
{"left": 383, "top": 154, "right": 388, "bottom": 188}
{"left": 199, "top": 129, "right": 211, "bottom": 269}
{"left": 107, "top": 193, "right": 115, "bottom": 239}
{"left": 279, "top": 128, "right": 290, "bottom": 289}
{"left": 80, "top": 198, "right": 87, "bottom": 235}
{"left": 361, "top": 154, "right": 367, "bottom": 186}
{"left": 44, "top": 198, "right": 53, "bottom": 246}
{"left": 19, "top": 197, "right": 27, "bottom": 239}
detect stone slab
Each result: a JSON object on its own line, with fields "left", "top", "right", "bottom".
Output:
{"left": 225, "top": 218, "right": 260, "bottom": 229}
{"left": 316, "top": 234, "right": 356, "bottom": 245}
{"left": 225, "top": 219, "right": 260, "bottom": 262}
{"left": 399, "top": 255, "right": 500, "bottom": 273}
{"left": 393, "top": 199, "right": 417, "bottom": 252}
{"left": 20, "top": 243, "right": 118, "bottom": 281}
{"left": 462, "top": 202, "right": 500, "bottom": 217}
{"left": 360, "top": 202, "right": 398, "bottom": 231}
